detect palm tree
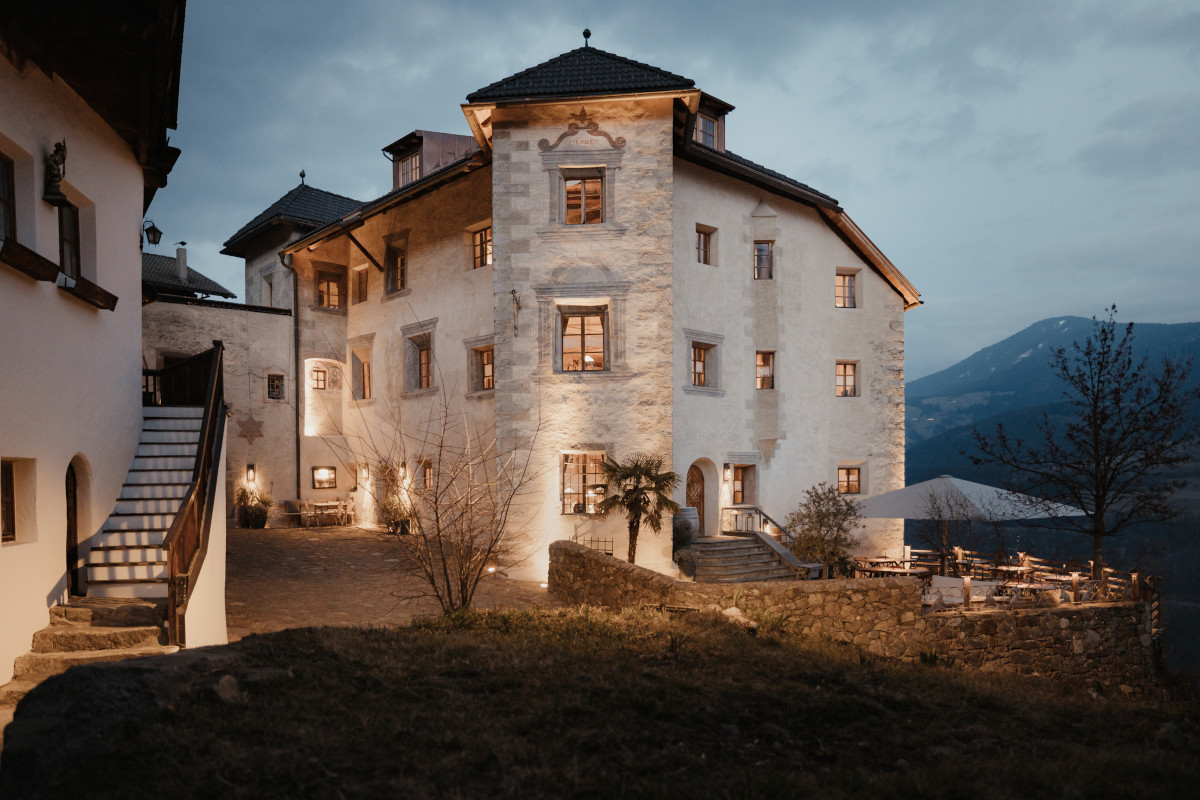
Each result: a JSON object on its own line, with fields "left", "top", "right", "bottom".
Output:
{"left": 593, "top": 454, "right": 682, "bottom": 564}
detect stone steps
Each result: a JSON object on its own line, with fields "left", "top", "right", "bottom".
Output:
{"left": 692, "top": 536, "right": 797, "bottom": 583}
{"left": 32, "top": 625, "right": 164, "bottom": 653}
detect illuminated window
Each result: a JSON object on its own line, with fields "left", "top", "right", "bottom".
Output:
{"left": 1, "top": 152, "right": 15, "bottom": 242}
{"left": 473, "top": 227, "right": 492, "bottom": 269}
{"left": 266, "top": 374, "right": 285, "bottom": 400}
{"left": 316, "top": 270, "right": 343, "bottom": 309}
{"left": 353, "top": 267, "right": 368, "bottom": 304}
{"left": 561, "top": 309, "right": 606, "bottom": 371}
{"left": 59, "top": 203, "right": 80, "bottom": 279}
{"left": 732, "top": 466, "right": 746, "bottom": 504}
{"left": 403, "top": 322, "right": 436, "bottom": 392}
{"left": 399, "top": 152, "right": 420, "bottom": 186}
{"left": 312, "top": 466, "right": 337, "bottom": 489}
{"left": 691, "top": 343, "right": 711, "bottom": 387}
{"left": 753, "top": 241, "right": 773, "bottom": 280}
{"left": 563, "top": 172, "right": 603, "bottom": 224}
{"left": 385, "top": 245, "right": 406, "bottom": 294}
{"left": 421, "top": 460, "right": 433, "bottom": 490}
{"left": 479, "top": 347, "right": 494, "bottom": 390}
{"left": 694, "top": 114, "right": 717, "bottom": 148}
{"left": 756, "top": 352, "right": 774, "bottom": 389}
{"left": 562, "top": 452, "right": 605, "bottom": 514}
{"left": 836, "top": 273, "right": 856, "bottom": 308}
{"left": 838, "top": 467, "right": 861, "bottom": 494}
{"left": 352, "top": 350, "right": 372, "bottom": 400}
{"left": 311, "top": 368, "right": 327, "bottom": 390}
{"left": 836, "top": 362, "right": 857, "bottom": 397}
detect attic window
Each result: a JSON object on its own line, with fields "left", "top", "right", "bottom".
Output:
{"left": 694, "top": 114, "right": 717, "bottom": 148}
{"left": 399, "top": 153, "right": 420, "bottom": 187}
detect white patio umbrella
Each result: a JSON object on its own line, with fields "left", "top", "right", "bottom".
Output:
{"left": 857, "top": 475, "right": 1086, "bottom": 574}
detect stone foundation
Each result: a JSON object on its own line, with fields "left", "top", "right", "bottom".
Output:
{"left": 548, "top": 540, "right": 1161, "bottom": 692}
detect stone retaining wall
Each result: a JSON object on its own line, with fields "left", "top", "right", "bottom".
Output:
{"left": 548, "top": 541, "right": 1161, "bottom": 691}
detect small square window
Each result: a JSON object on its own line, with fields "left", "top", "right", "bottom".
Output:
{"left": 59, "top": 204, "right": 80, "bottom": 279}
{"left": 836, "top": 273, "right": 856, "bottom": 308}
{"left": 400, "top": 152, "right": 420, "bottom": 186}
{"left": 312, "top": 466, "right": 337, "bottom": 489}
{"left": 564, "top": 174, "right": 603, "bottom": 225}
{"left": 311, "top": 368, "right": 327, "bottom": 390}
{"left": 838, "top": 467, "right": 861, "bottom": 494}
{"left": 756, "top": 352, "right": 774, "bottom": 389}
{"left": 836, "top": 362, "right": 857, "bottom": 397}
{"left": 385, "top": 245, "right": 406, "bottom": 294}
{"left": 473, "top": 227, "right": 492, "bottom": 269}
{"left": 562, "top": 310, "right": 606, "bottom": 371}
{"left": 353, "top": 267, "right": 368, "bottom": 304}
{"left": 753, "top": 241, "right": 773, "bottom": 280}
{"left": 267, "top": 374, "right": 285, "bottom": 400}
{"left": 562, "top": 452, "right": 604, "bottom": 514}
{"left": 316, "top": 270, "right": 343, "bottom": 309}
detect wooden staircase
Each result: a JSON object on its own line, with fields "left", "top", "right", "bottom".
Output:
{"left": 86, "top": 406, "right": 203, "bottom": 598}
{"left": 692, "top": 535, "right": 798, "bottom": 583}
{"left": 0, "top": 597, "right": 177, "bottom": 709}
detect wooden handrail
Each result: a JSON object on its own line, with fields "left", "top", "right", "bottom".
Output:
{"left": 162, "top": 341, "right": 225, "bottom": 646}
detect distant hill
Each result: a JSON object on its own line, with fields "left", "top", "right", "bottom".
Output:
{"left": 904, "top": 316, "right": 1200, "bottom": 507}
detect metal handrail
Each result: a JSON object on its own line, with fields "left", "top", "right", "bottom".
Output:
{"left": 161, "top": 341, "right": 225, "bottom": 646}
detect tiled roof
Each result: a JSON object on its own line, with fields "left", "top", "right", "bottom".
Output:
{"left": 714, "top": 147, "right": 840, "bottom": 207}
{"left": 466, "top": 46, "right": 695, "bottom": 103}
{"left": 221, "top": 183, "right": 363, "bottom": 255}
{"left": 142, "top": 252, "right": 237, "bottom": 299}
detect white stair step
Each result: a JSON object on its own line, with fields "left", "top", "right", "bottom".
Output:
{"left": 104, "top": 513, "right": 176, "bottom": 531}
{"left": 88, "top": 582, "right": 169, "bottom": 599}
{"left": 143, "top": 417, "right": 202, "bottom": 431}
{"left": 88, "top": 547, "right": 165, "bottom": 565}
{"left": 114, "top": 498, "right": 181, "bottom": 515}
{"left": 125, "top": 470, "right": 192, "bottom": 485}
{"left": 144, "top": 406, "right": 203, "bottom": 419}
{"left": 132, "top": 456, "right": 195, "bottom": 471}
{"left": 88, "top": 563, "right": 167, "bottom": 582}
{"left": 99, "top": 530, "right": 167, "bottom": 547}
{"left": 141, "top": 430, "right": 200, "bottom": 444}
{"left": 120, "top": 483, "right": 188, "bottom": 500}
{"left": 136, "top": 442, "right": 196, "bottom": 457}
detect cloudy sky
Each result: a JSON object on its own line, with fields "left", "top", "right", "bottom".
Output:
{"left": 146, "top": 0, "right": 1200, "bottom": 380}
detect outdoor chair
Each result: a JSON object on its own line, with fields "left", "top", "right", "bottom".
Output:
{"left": 280, "top": 499, "right": 304, "bottom": 528}
{"left": 300, "top": 500, "right": 320, "bottom": 528}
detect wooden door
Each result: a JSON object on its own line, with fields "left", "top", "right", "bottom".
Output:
{"left": 686, "top": 465, "right": 704, "bottom": 536}
{"left": 65, "top": 463, "right": 82, "bottom": 596}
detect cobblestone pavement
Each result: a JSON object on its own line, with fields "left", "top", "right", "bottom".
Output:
{"left": 225, "top": 525, "right": 563, "bottom": 641}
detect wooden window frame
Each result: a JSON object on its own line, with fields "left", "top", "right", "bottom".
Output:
{"left": 472, "top": 227, "right": 492, "bottom": 269}
{"left": 756, "top": 351, "right": 775, "bottom": 390}
{"left": 59, "top": 203, "right": 80, "bottom": 279}
{"left": 838, "top": 467, "right": 861, "bottom": 495}
{"left": 312, "top": 466, "right": 337, "bottom": 490}
{"left": 400, "top": 152, "right": 420, "bottom": 186}
{"left": 691, "top": 343, "right": 710, "bottom": 387}
{"left": 0, "top": 152, "right": 14, "bottom": 243}
{"left": 695, "top": 114, "right": 717, "bottom": 148}
{"left": 836, "top": 272, "right": 856, "bottom": 308}
{"left": 418, "top": 345, "right": 432, "bottom": 389}
{"left": 562, "top": 452, "right": 605, "bottom": 515}
{"left": 353, "top": 267, "right": 368, "bottom": 304}
{"left": 563, "top": 171, "right": 604, "bottom": 225}
{"left": 836, "top": 362, "right": 857, "bottom": 397}
{"left": 479, "top": 346, "right": 494, "bottom": 390}
{"left": 732, "top": 466, "right": 746, "bottom": 505}
{"left": 560, "top": 308, "right": 607, "bottom": 372}
{"left": 385, "top": 245, "right": 406, "bottom": 294}
{"left": 266, "top": 374, "right": 285, "bottom": 401}
{"left": 696, "top": 230, "right": 711, "bottom": 265}
{"left": 311, "top": 368, "right": 327, "bottom": 390}
{"left": 753, "top": 241, "right": 773, "bottom": 280}
{"left": 316, "top": 270, "right": 343, "bottom": 309}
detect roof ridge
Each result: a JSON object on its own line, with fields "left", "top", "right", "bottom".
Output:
{"left": 466, "top": 45, "right": 694, "bottom": 103}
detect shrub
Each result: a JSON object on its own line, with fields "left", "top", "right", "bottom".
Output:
{"left": 785, "top": 482, "right": 862, "bottom": 578}
{"left": 377, "top": 492, "right": 413, "bottom": 536}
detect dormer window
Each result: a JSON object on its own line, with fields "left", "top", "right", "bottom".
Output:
{"left": 399, "top": 152, "right": 420, "bottom": 187}
{"left": 695, "top": 114, "right": 717, "bottom": 149}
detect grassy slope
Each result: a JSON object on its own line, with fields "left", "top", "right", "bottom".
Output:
{"left": 4, "top": 609, "right": 1198, "bottom": 799}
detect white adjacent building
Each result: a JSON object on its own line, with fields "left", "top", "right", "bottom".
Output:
{"left": 229, "top": 43, "right": 920, "bottom": 579}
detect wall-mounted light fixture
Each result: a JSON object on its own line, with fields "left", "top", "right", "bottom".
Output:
{"left": 360, "top": 463, "right": 370, "bottom": 482}
{"left": 246, "top": 464, "right": 256, "bottom": 483}
{"left": 723, "top": 463, "right": 731, "bottom": 482}
{"left": 142, "top": 219, "right": 163, "bottom": 247}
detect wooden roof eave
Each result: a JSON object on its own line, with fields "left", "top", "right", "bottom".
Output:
{"left": 817, "top": 207, "right": 922, "bottom": 310}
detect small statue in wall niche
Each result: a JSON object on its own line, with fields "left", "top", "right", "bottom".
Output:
{"left": 43, "top": 140, "right": 69, "bottom": 206}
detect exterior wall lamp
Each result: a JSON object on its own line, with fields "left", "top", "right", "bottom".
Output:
{"left": 246, "top": 464, "right": 256, "bottom": 483}
{"left": 360, "top": 463, "right": 370, "bottom": 482}
{"left": 142, "top": 219, "right": 163, "bottom": 246}
{"left": 723, "top": 463, "right": 731, "bottom": 482}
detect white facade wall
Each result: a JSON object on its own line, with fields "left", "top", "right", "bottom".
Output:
{"left": 0, "top": 59, "right": 147, "bottom": 682}
{"left": 671, "top": 160, "right": 905, "bottom": 553}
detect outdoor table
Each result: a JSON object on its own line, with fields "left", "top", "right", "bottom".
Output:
{"left": 989, "top": 564, "right": 1032, "bottom": 580}
{"left": 865, "top": 565, "right": 930, "bottom": 577}
{"left": 311, "top": 500, "right": 341, "bottom": 525}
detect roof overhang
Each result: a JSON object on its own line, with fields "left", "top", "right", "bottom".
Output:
{"left": 817, "top": 207, "right": 922, "bottom": 310}
{"left": 677, "top": 141, "right": 842, "bottom": 212}
{"left": 462, "top": 88, "right": 701, "bottom": 154}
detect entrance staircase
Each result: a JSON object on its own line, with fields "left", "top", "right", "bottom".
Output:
{"left": 86, "top": 406, "right": 203, "bottom": 598}
{"left": 693, "top": 535, "right": 798, "bottom": 583}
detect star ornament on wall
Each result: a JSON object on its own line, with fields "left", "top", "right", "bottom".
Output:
{"left": 237, "top": 412, "right": 264, "bottom": 444}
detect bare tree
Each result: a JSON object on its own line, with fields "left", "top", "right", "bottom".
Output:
{"left": 970, "top": 307, "right": 1200, "bottom": 579}
{"left": 784, "top": 483, "right": 862, "bottom": 578}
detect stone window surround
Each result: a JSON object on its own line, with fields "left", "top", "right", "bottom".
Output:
{"left": 463, "top": 333, "right": 495, "bottom": 396}
{"left": 466, "top": 220, "right": 493, "bottom": 271}
{"left": 838, "top": 460, "right": 867, "bottom": 495}
{"left": 311, "top": 260, "right": 347, "bottom": 314}
{"left": 349, "top": 332, "right": 375, "bottom": 404}
{"left": 682, "top": 328, "right": 725, "bottom": 397}
{"left": 380, "top": 229, "right": 410, "bottom": 300}
{"left": 537, "top": 147, "right": 626, "bottom": 234}
{"left": 401, "top": 317, "right": 438, "bottom": 395}
{"left": 533, "top": 282, "right": 633, "bottom": 378}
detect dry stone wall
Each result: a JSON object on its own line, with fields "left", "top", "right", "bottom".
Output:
{"left": 548, "top": 541, "right": 1161, "bottom": 692}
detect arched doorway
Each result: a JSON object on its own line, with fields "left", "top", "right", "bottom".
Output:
{"left": 65, "top": 463, "right": 84, "bottom": 596}
{"left": 686, "top": 465, "right": 704, "bottom": 536}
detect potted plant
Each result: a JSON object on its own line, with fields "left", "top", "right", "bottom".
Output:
{"left": 377, "top": 492, "right": 414, "bottom": 536}
{"left": 674, "top": 546, "right": 698, "bottom": 580}
{"left": 244, "top": 488, "right": 274, "bottom": 529}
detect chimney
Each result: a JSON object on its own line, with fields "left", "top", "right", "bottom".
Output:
{"left": 176, "top": 246, "right": 188, "bottom": 283}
